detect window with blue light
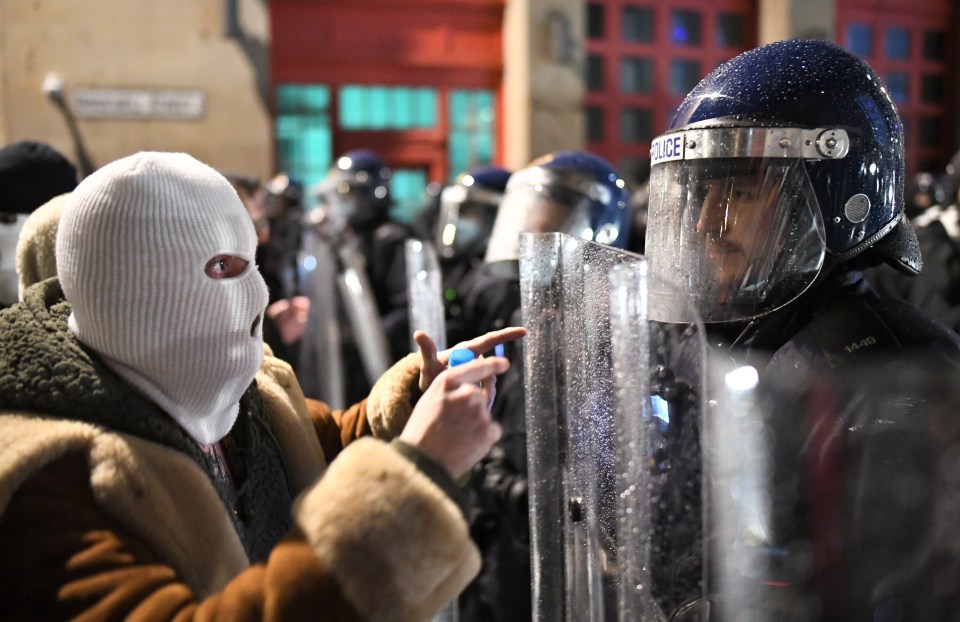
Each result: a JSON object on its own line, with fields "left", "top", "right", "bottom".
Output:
{"left": 885, "top": 72, "right": 909, "bottom": 104}
{"left": 885, "top": 27, "right": 910, "bottom": 60}
{"left": 274, "top": 84, "right": 333, "bottom": 199}
{"left": 448, "top": 89, "right": 496, "bottom": 182}
{"left": 671, "top": 10, "right": 701, "bottom": 46}
{"left": 846, "top": 24, "right": 872, "bottom": 57}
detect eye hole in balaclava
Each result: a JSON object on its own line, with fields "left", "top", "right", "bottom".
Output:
{"left": 205, "top": 255, "right": 250, "bottom": 279}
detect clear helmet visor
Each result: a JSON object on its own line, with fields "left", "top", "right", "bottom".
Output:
{"left": 435, "top": 185, "right": 500, "bottom": 260}
{"left": 646, "top": 157, "right": 826, "bottom": 323}
{"left": 485, "top": 182, "right": 594, "bottom": 262}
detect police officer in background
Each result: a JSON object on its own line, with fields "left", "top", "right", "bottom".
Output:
{"left": 643, "top": 39, "right": 960, "bottom": 619}
{"left": 233, "top": 172, "right": 311, "bottom": 369}
{"left": 456, "top": 151, "right": 632, "bottom": 622}
{"left": 867, "top": 156, "right": 960, "bottom": 334}
{"left": 307, "top": 150, "right": 415, "bottom": 403}
{"left": 435, "top": 165, "right": 511, "bottom": 342}
{"left": 260, "top": 173, "right": 305, "bottom": 302}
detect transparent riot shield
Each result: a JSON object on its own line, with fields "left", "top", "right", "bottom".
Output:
{"left": 298, "top": 228, "right": 345, "bottom": 408}
{"left": 704, "top": 352, "right": 960, "bottom": 621}
{"left": 335, "top": 241, "right": 392, "bottom": 384}
{"left": 610, "top": 264, "right": 709, "bottom": 622}
{"left": 405, "top": 239, "right": 447, "bottom": 352}
{"left": 404, "top": 241, "right": 458, "bottom": 622}
{"left": 521, "top": 232, "right": 651, "bottom": 622}
{"left": 298, "top": 225, "right": 392, "bottom": 409}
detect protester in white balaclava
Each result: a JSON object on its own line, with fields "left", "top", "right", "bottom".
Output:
{"left": 0, "top": 140, "right": 77, "bottom": 308}
{"left": 0, "top": 150, "right": 526, "bottom": 620}
{"left": 56, "top": 152, "right": 269, "bottom": 445}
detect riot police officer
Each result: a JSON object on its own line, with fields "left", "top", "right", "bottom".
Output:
{"left": 435, "top": 165, "right": 511, "bottom": 342}
{"left": 644, "top": 39, "right": 960, "bottom": 620}
{"left": 457, "top": 151, "right": 632, "bottom": 622}
{"left": 306, "top": 150, "right": 415, "bottom": 404}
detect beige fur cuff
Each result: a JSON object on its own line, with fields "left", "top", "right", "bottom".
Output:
{"left": 365, "top": 352, "right": 421, "bottom": 439}
{"left": 15, "top": 192, "right": 69, "bottom": 299}
{"left": 293, "top": 437, "right": 480, "bottom": 622}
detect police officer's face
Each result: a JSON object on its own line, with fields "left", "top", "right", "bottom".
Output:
{"left": 527, "top": 196, "right": 573, "bottom": 233}
{"left": 696, "top": 176, "right": 776, "bottom": 304}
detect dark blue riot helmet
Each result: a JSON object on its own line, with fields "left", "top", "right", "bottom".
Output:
{"left": 485, "top": 151, "right": 632, "bottom": 262}
{"left": 313, "top": 149, "right": 392, "bottom": 231}
{"left": 645, "top": 39, "right": 921, "bottom": 323}
{"left": 436, "top": 165, "right": 511, "bottom": 261}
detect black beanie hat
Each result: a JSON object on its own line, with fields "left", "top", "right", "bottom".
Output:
{"left": 0, "top": 140, "right": 78, "bottom": 215}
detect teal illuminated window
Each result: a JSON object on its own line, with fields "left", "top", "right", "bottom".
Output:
{"left": 390, "top": 169, "right": 430, "bottom": 225}
{"left": 274, "top": 85, "right": 332, "bottom": 198}
{"left": 448, "top": 89, "right": 495, "bottom": 180}
{"left": 275, "top": 84, "right": 497, "bottom": 222}
{"left": 339, "top": 85, "right": 437, "bottom": 129}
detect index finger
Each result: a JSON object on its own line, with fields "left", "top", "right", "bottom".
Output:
{"left": 414, "top": 330, "right": 439, "bottom": 363}
{"left": 454, "top": 326, "right": 527, "bottom": 358}
{"left": 444, "top": 356, "right": 511, "bottom": 386}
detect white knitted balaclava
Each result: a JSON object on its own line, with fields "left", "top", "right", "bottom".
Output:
{"left": 56, "top": 152, "right": 269, "bottom": 444}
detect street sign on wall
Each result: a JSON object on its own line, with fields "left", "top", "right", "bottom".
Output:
{"left": 70, "top": 88, "right": 206, "bottom": 120}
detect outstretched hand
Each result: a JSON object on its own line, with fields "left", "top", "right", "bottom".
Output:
{"left": 400, "top": 325, "right": 526, "bottom": 479}
{"left": 414, "top": 326, "right": 527, "bottom": 393}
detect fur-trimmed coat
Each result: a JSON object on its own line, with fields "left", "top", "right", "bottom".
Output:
{"left": 0, "top": 278, "right": 480, "bottom": 621}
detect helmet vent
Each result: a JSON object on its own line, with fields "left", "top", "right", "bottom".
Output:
{"left": 844, "top": 194, "right": 871, "bottom": 223}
